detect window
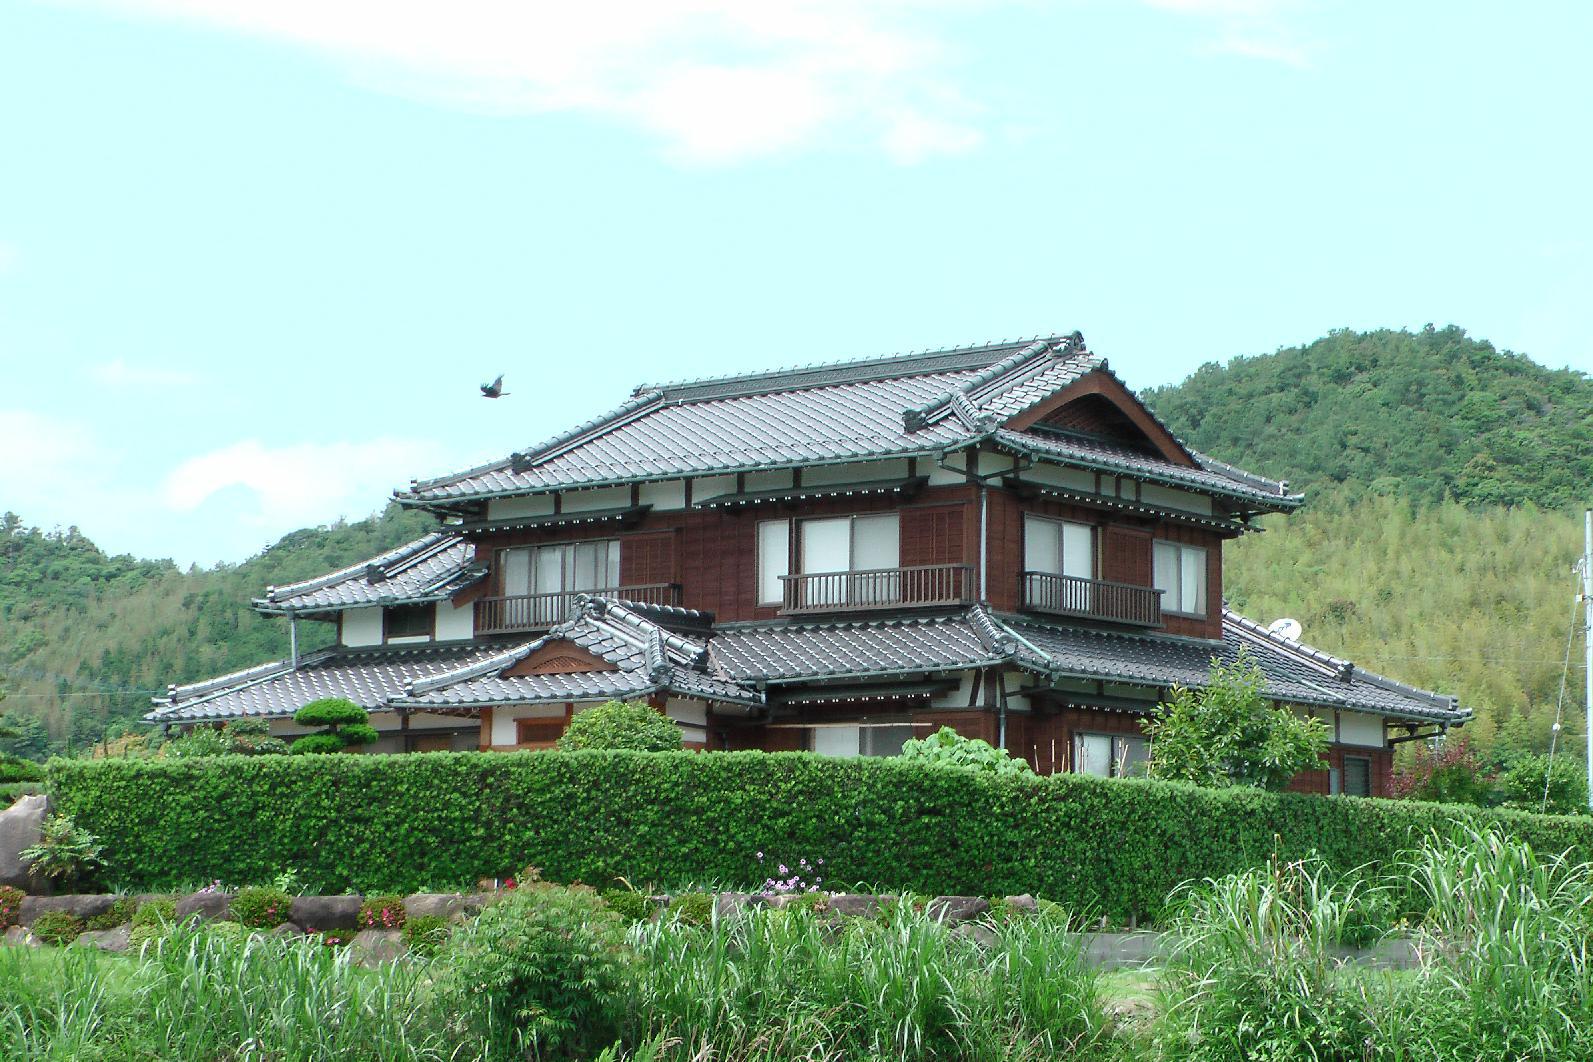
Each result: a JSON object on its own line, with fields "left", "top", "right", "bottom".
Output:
{"left": 1153, "top": 541, "right": 1207, "bottom": 615}
{"left": 384, "top": 603, "right": 432, "bottom": 641}
{"left": 500, "top": 540, "right": 621, "bottom": 624}
{"left": 516, "top": 717, "right": 567, "bottom": 749}
{"left": 1341, "top": 756, "right": 1372, "bottom": 797}
{"left": 810, "top": 724, "right": 917, "bottom": 758}
{"left": 1072, "top": 733, "right": 1150, "bottom": 778}
{"left": 1024, "top": 515, "right": 1094, "bottom": 579}
{"left": 757, "top": 520, "right": 790, "bottom": 604}
{"left": 797, "top": 514, "right": 900, "bottom": 606}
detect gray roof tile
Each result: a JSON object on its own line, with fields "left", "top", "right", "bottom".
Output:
{"left": 255, "top": 533, "right": 483, "bottom": 613}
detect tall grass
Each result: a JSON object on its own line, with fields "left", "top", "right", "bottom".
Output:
{"left": 627, "top": 900, "right": 1113, "bottom": 1061}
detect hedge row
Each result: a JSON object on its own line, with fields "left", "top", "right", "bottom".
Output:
{"left": 49, "top": 750, "right": 1593, "bottom": 918}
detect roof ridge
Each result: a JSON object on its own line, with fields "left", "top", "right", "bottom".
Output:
{"left": 407, "top": 637, "right": 546, "bottom": 696}
{"left": 261, "top": 532, "right": 455, "bottom": 602}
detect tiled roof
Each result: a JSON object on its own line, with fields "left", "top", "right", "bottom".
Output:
{"left": 255, "top": 533, "right": 484, "bottom": 613}
{"left": 145, "top": 643, "right": 498, "bottom": 722}
{"left": 398, "top": 335, "right": 1296, "bottom": 510}
{"left": 710, "top": 613, "right": 1005, "bottom": 682}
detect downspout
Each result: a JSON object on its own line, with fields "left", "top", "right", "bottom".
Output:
{"left": 979, "top": 485, "right": 989, "bottom": 602}
{"left": 289, "top": 612, "right": 300, "bottom": 669}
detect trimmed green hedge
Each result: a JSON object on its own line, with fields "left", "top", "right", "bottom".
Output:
{"left": 48, "top": 751, "right": 1593, "bottom": 918}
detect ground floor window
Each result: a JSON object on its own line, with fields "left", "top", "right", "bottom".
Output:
{"left": 1073, "top": 732, "right": 1150, "bottom": 778}
{"left": 810, "top": 724, "right": 917, "bottom": 758}
{"left": 1339, "top": 755, "right": 1372, "bottom": 797}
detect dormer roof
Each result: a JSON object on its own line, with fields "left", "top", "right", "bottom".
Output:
{"left": 397, "top": 334, "right": 1302, "bottom": 513}
{"left": 254, "top": 532, "right": 484, "bottom": 615}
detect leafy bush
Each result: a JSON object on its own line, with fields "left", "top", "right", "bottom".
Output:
{"left": 0, "top": 885, "right": 22, "bottom": 929}
{"left": 432, "top": 885, "right": 629, "bottom": 1059}
{"left": 290, "top": 697, "right": 378, "bottom": 754}
{"left": 30, "top": 910, "right": 84, "bottom": 945}
{"left": 1498, "top": 753, "right": 1589, "bottom": 816}
{"left": 1143, "top": 653, "right": 1330, "bottom": 790}
{"left": 83, "top": 896, "right": 137, "bottom": 931}
{"left": 1390, "top": 734, "right": 1495, "bottom": 806}
{"left": 666, "top": 892, "right": 713, "bottom": 926}
{"left": 164, "top": 719, "right": 287, "bottom": 758}
{"left": 900, "top": 725, "right": 1033, "bottom": 776}
{"left": 128, "top": 898, "right": 178, "bottom": 949}
{"left": 231, "top": 886, "right": 293, "bottom": 929}
{"left": 18, "top": 813, "right": 105, "bottom": 891}
{"left": 558, "top": 700, "right": 682, "bottom": 752}
{"left": 601, "top": 887, "right": 654, "bottom": 924}
{"left": 358, "top": 893, "right": 407, "bottom": 930}
{"left": 0, "top": 755, "right": 44, "bottom": 783}
{"left": 402, "top": 914, "right": 450, "bottom": 957}
{"left": 48, "top": 750, "right": 1593, "bottom": 920}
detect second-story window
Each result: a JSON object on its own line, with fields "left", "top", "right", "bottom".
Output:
{"left": 384, "top": 603, "right": 433, "bottom": 642}
{"left": 796, "top": 513, "right": 899, "bottom": 607}
{"left": 756, "top": 520, "right": 790, "bottom": 605}
{"left": 1023, "top": 515, "right": 1093, "bottom": 580}
{"left": 1154, "top": 541, "right": 1207, "bottom": 616}
{"left": 499, "top": 540, "right": 621, "bottom": 624}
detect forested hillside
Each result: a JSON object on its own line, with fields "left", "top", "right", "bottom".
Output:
{"left": 3, "top": 325, "right": 1590, "bottom": 761}
{"left": 0, "top": 506, "right": 434, "bottom": 757}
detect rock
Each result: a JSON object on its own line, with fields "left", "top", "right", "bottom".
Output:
{"left": 175, "top": 891, "right": 235, "bottom": 924}
{"left": 460, "top": 893, "right": 495, "bottom": 915}
{"left": 403, "top": 893, "right": 469, "bottom": 922}
{"left": 20, "top": 895, "right": 119, "bottom": 926}
{"left": 713, "top": 892, "right": 755, "bottom": 918}
{"left": 73, "top": 926, "right": 131, "bottom": 953}
{"left": 0, "top": 794, "right": 49, "bottom": 892}
{"left": 349, "top": 929, "right": 405, "bottom": 967}
{"left": 826, "top": 894, "right": 881, "bottom": 918}
{"left": 290, "top": 895, "right": 362, "bottom": 930}
{"left": 1002, "top": 894, "right": 1039, "bottom": 916}
{"left": 268, "top": 922, "right": 304, "bottom": 940}
{"left": 3, "top": 925, "right": 36, "bottom": 946}
{"left": 927, "top": 896, "right": 989, "bottom": 924}
{"left": 951, "top": 922, "right": 1000, "bottom": 948}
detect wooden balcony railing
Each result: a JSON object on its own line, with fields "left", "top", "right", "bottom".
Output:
{"left": 781, "top": 564, "right": 973, "bottom": 615}
{"left": 1019, "top": 571, "right": 1163, "bottom": 627}
{"left": 474, "top": 584, "right": 682, "bottom": 634}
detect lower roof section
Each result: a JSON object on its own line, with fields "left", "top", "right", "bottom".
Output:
{"left": 150, "top": 597, "right": 1466, "bottom": 727}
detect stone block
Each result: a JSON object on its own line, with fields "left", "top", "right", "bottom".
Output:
{"left": 927, "top": 896, "right": 989, "bottom": 923}
{"left": 174, "top": 891, "right": 235, "bottom": 924}
{"left": 0, "top": 795, "right": 50, "bottom": 892}
{"left": 74, "top": 926, "right": 131, "bottom": 952}
{"left": 21, "top": 894, "right": 119, "bottom": 927}
{"left": 349, "top": 929, "right": 405, "bottom": 967}
{"left": 290, "top": 895, "right": 362, "bottom": 930}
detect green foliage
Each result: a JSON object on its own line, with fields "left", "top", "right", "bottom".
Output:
{"left": 294, "top": 698, "right": 368, "bottom": 729}
{"left": 288, "top": 733, "right": 346, "bottom": 756}
{"left": 401, "top": 914, "right": 450, "bottom": 957}
{"left": 18, "top": 813, "right": 106, "bottom": 891}
{"left": 601, "top": 888, "right": 654, "bottom": 924}
{"left": 0, "top": 885, "right": 22, "bottom": 929}
{"left": 1498, "top": 754, "right": 1589, "bottom": 816}
{"left": 49, "top": 750, "right": 1593, "bottom": 921}
{"left": 30, "top": 910, "right": 84, "bottom": 946}
{"left": 164, "top": 719, "right": 287, "bottom": 758}
{"left": 665, "top": 891, "right": 713, "bottom": 926}
{"left": 0, "top": 755, "right": 43, "bottom": 783}
{"left": 433, "top": 885, "right": 630, "bottom": 1059}
{"left": 128, "top": 897, "right": 179, "bottom": 949}
{"left": 358, "top": 894, "right": 408, "bottom": 930}
{"left": 83, "top": 896, "right": 137, "bottom": 931}
{"left": 1142, "top": 653, "right": 1330, "bottom": 790}
{"left": 557, "top": 700, "right": 683, "bottom": 753}
{"left": 230, "top": 886, "right": 293, "bottom": 929}
{"left": 899, "top": 725, "right": 1034, "bottom": 777}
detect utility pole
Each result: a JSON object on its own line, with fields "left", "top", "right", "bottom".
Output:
{"left": 1583, "top": 510, "right": 1592, "bottom": 812}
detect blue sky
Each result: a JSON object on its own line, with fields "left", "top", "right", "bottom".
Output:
{"left": 2, "top": 0, "right": 1589, "bottom": 566}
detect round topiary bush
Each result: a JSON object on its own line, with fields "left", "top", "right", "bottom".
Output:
{"left": 600, "top": 888, "right": 654, "bottom": 924}
{"left": 288, "top": 733, "right": 346, "bottom": 756}
{"left": 31, "top": 910, "right": 85, "bottom": 946}
{"left": 557, "top": 700, "right": 682, "bottom": 752}
{"left": 290, "top": 698, "right": 380, "bottom": 754}
{"left": 231, "top": 886, "right": 294, "bottom": 929}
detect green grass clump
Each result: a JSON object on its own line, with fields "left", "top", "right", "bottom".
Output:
{"left": 29, "top": 911, "right": 85, "bottom": 946}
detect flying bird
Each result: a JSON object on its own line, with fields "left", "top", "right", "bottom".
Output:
{"left": 480, "top": 374, "right": 509, "bottom": 398}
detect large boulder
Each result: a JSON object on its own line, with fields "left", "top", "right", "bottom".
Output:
{"left": 74, "top": 926, "right": 131, "bottom": 953}
{"left": 175, "top": 891, "right": 235, "bottom": 924}
{"left": 3, "top": 925, "right": 38, "bottom": 947}
{"left": 0, "top": 794, "right": 49, "bottom": 892}
{"left": 402, "top": 893, "right": 471, "bottom": 922}
{"left": 826, "top": 894, "right": 881, "bottom": 919}
{"left": 349, "top": 929, "right": 405, "bottom": 967}
{"left": 927, "top": 896, "right": 990, "bottom": 924}
{"left": 20, "top": 895, "right": 119, "bottom": 926}
{"left": 290, "top": 895, "right": 363, "bottom": 930}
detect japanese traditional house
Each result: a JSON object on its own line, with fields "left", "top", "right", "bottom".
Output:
{"left": 148, "top": 334, "right": 1467, "bottom": 795}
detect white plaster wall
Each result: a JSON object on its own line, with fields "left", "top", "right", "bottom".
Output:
{"left": 1339, "top": 711, "right": 1385, "bottom": 747}
{"left": 1021, "top": 462, "right": 1097, "bottom": 492}
{"left": 639, "top": 480, "right": 687, "bottom": 510}
{"left": 562, "top": 485, "right": 631, "bottom": 513}
{"left": 743, "top": 469, "right": 794, "bottom": 492}
{"left": 1140, "top": 483, "right": 1214, "bottom": 515}
{"left": 931, "top": 671, "right": 978, "bottom": 708}
{"left": 803, "top": 459, "right": 909, "bottom": 486}
{"left": 664, "top": 698, "right": 708, "bottom": 727}
{"left": 689, "top": 474, "right": 737, "bottom": 501}
{"left": 489, "top": 703, "right": 567, "bottom": 746}
{"left": 342, "top": 607, "right": 383, "bottom": 647}
{"left": 487, "top": 494, "right": 556, "bottom": 520}
{"left": 927, "top": 452, "right": 965, "bottom": 485}
{"left": 435, "top": 600, "right": 474, "bottom": 641}
{"left": 976, "top": 451, "right": 1018, "bottom": 478}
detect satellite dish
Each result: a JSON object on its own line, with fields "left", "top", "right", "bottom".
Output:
{"left": 1268, "top": 618, "right": 1303, "bottom": 642}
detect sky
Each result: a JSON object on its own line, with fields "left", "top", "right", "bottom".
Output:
{"left": 1, "top": 0, "right": 1589, "bottom": 567}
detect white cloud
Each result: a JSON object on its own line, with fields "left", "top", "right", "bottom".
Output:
{"left": 69, "top": 0, "right": 995, "bottom": 164}
{"left": 89, "top": 359, "right": 198, "bottom": 388}
{"left": 1141, "top": 0, "right": 1312, "bottom": 67}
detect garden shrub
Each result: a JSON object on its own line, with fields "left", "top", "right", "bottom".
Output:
{"left": 0, "top": 755, "right": 44, "bottom": 783}
{"left": 358, "top": 893, "right": 407, "bottom": 930}
{"left": 402, "top": 914, "right": 450, "bottom": 956}
{"left": 129, "top": 897, "right": 178, "bottom": 949}
{"left": 231, "top": 886, "right": 293, "bottom": 929}
{"left": 666, "top": 892, "right": 713, "bottom": 926}
{"left": 83, "top": 896, "right": 137, "bottom": 931}
{"left": 431, "top": 885, "right": 629, "bottom": 1059}
{"left": 557, "top": 700, "right": 682, "bottom": 752}
{"left": 48, "top": 750, "right": 1593, "bottom": 920}
{"left": 0, "top": 885, "right": 23, "bottom": 929}
{"left": 289, "top": 697, "right": 378, "bottom": 754}
{"left": 900, "top": 726, "right": 1033, "bottom": 776}
{"left": 601, "top": 888, "right": 654, "bottom": 924}
{"left": 30, "top": 910, "right": 84, "bottom": 945}
{"left": 18, "top": 813, "right": 105, "bottom": 891}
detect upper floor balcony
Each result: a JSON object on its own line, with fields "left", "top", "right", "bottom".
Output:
{"left": 780, "top": 564, "right": 974, "bottom": 616}
{"left": 1018, "top": 571, "right": 1163, "bottom": 627}
{"left": 475, "top": 583, "right": 682, "bottom": 634}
